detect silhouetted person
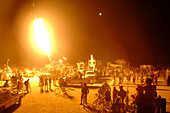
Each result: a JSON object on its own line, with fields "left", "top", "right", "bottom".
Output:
{"left": 44, "top": 77, "right": 48, "bottom": 92}
{"left": 49, "top": 77, "right": 52, "bottom": 91}
{"left": 111, "top": 97, "right": 121, "bottom": 113}
{"left": 143, "top": 78, "right": 156, "bottom": 113}
{"left": 80, "top": 83, "right": 89, "bottom": 105}
{"left": 131, "top": 86, "right": 146, "bottom": 113}
{"left": 118, "top": 86, "right": 127, "bottom": 112}
{"left": 113, "top": 87, "right": 119, "bottom": 102}
{"left": 154, "top": 75, "right": 158, "bottom": 85}
{"left": 40, "top": 75, "right": 44, "bottom": 92}
{"left": 24, "top": 79, "right": 30, "bottom": 93}
{"left": 133, "top": 75, "right": 136, "bottom": 84}
{"left": 167, "top": 75, "right": 170, "bottom": 86}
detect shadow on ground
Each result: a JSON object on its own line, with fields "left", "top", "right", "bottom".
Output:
{"left": 5, "top": 104, "right": 21, "bottom": 113}
{"left": 83, "top": 103, "right": 99, "bottom": 113}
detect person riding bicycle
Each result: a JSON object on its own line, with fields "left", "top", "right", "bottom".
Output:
{"left": 59, "top": 77, "right": 64, "bottom": 88}
{"left": 58, "top": 77, "right": 67, "bottom": 94}
{"left": 80, "top": 83, "right": 89, "bottom": 105}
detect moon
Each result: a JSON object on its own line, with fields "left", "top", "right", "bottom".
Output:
{"left": 99, "top": 12, "right": 102, "bottom": 16}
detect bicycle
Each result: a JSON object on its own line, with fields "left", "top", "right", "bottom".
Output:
{"left": 92, "top": 93, "right": 106, "bottom": 112}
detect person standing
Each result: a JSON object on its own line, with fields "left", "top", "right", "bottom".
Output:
{"left": 80, "top": 83, "right": 89, "bottom": 105}
{"left": 49, "top": 77, "right": 52, "bottom": 91}
{"left": 113, "top": 87, "right": 119, "bottom": 102}
{"left": 44, "top": 76, "right": 48, "bottom": 92}
{"left": 105, "top": 88, "right": 111, "bottom": 108}
{"left": 24, "top": 79, "right": 30, "bottom": 93}
{"left": 143, "top": 78, "right": 156, "bottom": 113}
{"left": 40, "top": 75, "right": 44, "bottom": 92}
{"left": 133, "top": 74, "right": 136, "bottom": 84}
{"left": 167, "top": 75, "right": 170, "bottom": 86}
{"left": 118, "top": 86, "right": 127, "bottom": 112}
{"left": 154, "top": 75, "right": 158, "bottom": 85}
{"left": 111, "top": 97, "right": 121, "bottom": 113}
{"left": 131, "top": 86, "right": 146, "bottom": 113}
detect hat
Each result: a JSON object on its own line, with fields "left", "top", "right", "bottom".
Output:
{"left": 146, "top": 78, "right": 153, "bottom": 84}
{"left": 119, "top": 86, "right": 123, "bottom": 88}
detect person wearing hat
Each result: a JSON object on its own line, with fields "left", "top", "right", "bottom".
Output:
{"left": 132, "top": 86, "right": 146, "bottom": 113}
{"left": 142, "top": 78, "right": 156, "bottom": 113}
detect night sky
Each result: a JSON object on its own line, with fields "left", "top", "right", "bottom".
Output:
{"left": 0, "top": 0, "right": 170, "bottom": 67}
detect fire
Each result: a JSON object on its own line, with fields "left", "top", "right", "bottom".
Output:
{"left": 33, "top": 18, "right": 51, "bottom": 57}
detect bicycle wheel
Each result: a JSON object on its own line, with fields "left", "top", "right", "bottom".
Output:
{"left": 95, "top": 103, "right": 103, "bottom": 111}
{"left": 54, "top": 87, "right": 61, "bottom": 95}
{"left": 92, "top": 99, "right": 98, "bottom": 107}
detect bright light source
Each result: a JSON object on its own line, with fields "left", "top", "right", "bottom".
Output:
{"left": 59, "top": 59, "right": 63, "bottom": 63}
{"left": 33, "top": 18, "right": 51, "bottom": 58}
{"left": 63, "top": 57, "right": 67, "bottom": 60}
{"left": 99, "top": 12, "right": 102, "bottom": 16}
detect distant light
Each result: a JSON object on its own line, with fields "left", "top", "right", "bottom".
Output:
{"left": 99, "top": 13, "right": 102, "bottom": 16}
{"left": 63, "top": 57, "right": 67, "bottom": 60}
{"left": 59, "top": 59, "right": 63, "bottom": 63}
{"left": 33, "top": 3, "right": 35, "bottom": 7}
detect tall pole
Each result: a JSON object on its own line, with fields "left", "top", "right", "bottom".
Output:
{"left": 7, "top": 59, "right": 10, "bottom": 68}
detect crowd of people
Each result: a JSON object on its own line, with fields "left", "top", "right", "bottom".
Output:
{"left": 39, "top": 75, "right": 53, "bottom": 92}
{"left": 2, "top": 73, "right": 30, "bottom": 94}
{"left": 81, "top": 78, "right": 166, "bottom": 113}
{"left": 1, "top": 63, "right": 170, "bottom": 113}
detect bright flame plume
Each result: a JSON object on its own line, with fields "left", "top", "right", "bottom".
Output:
{"left": 33, "top": 18, "right": 51, "bottom": 58}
